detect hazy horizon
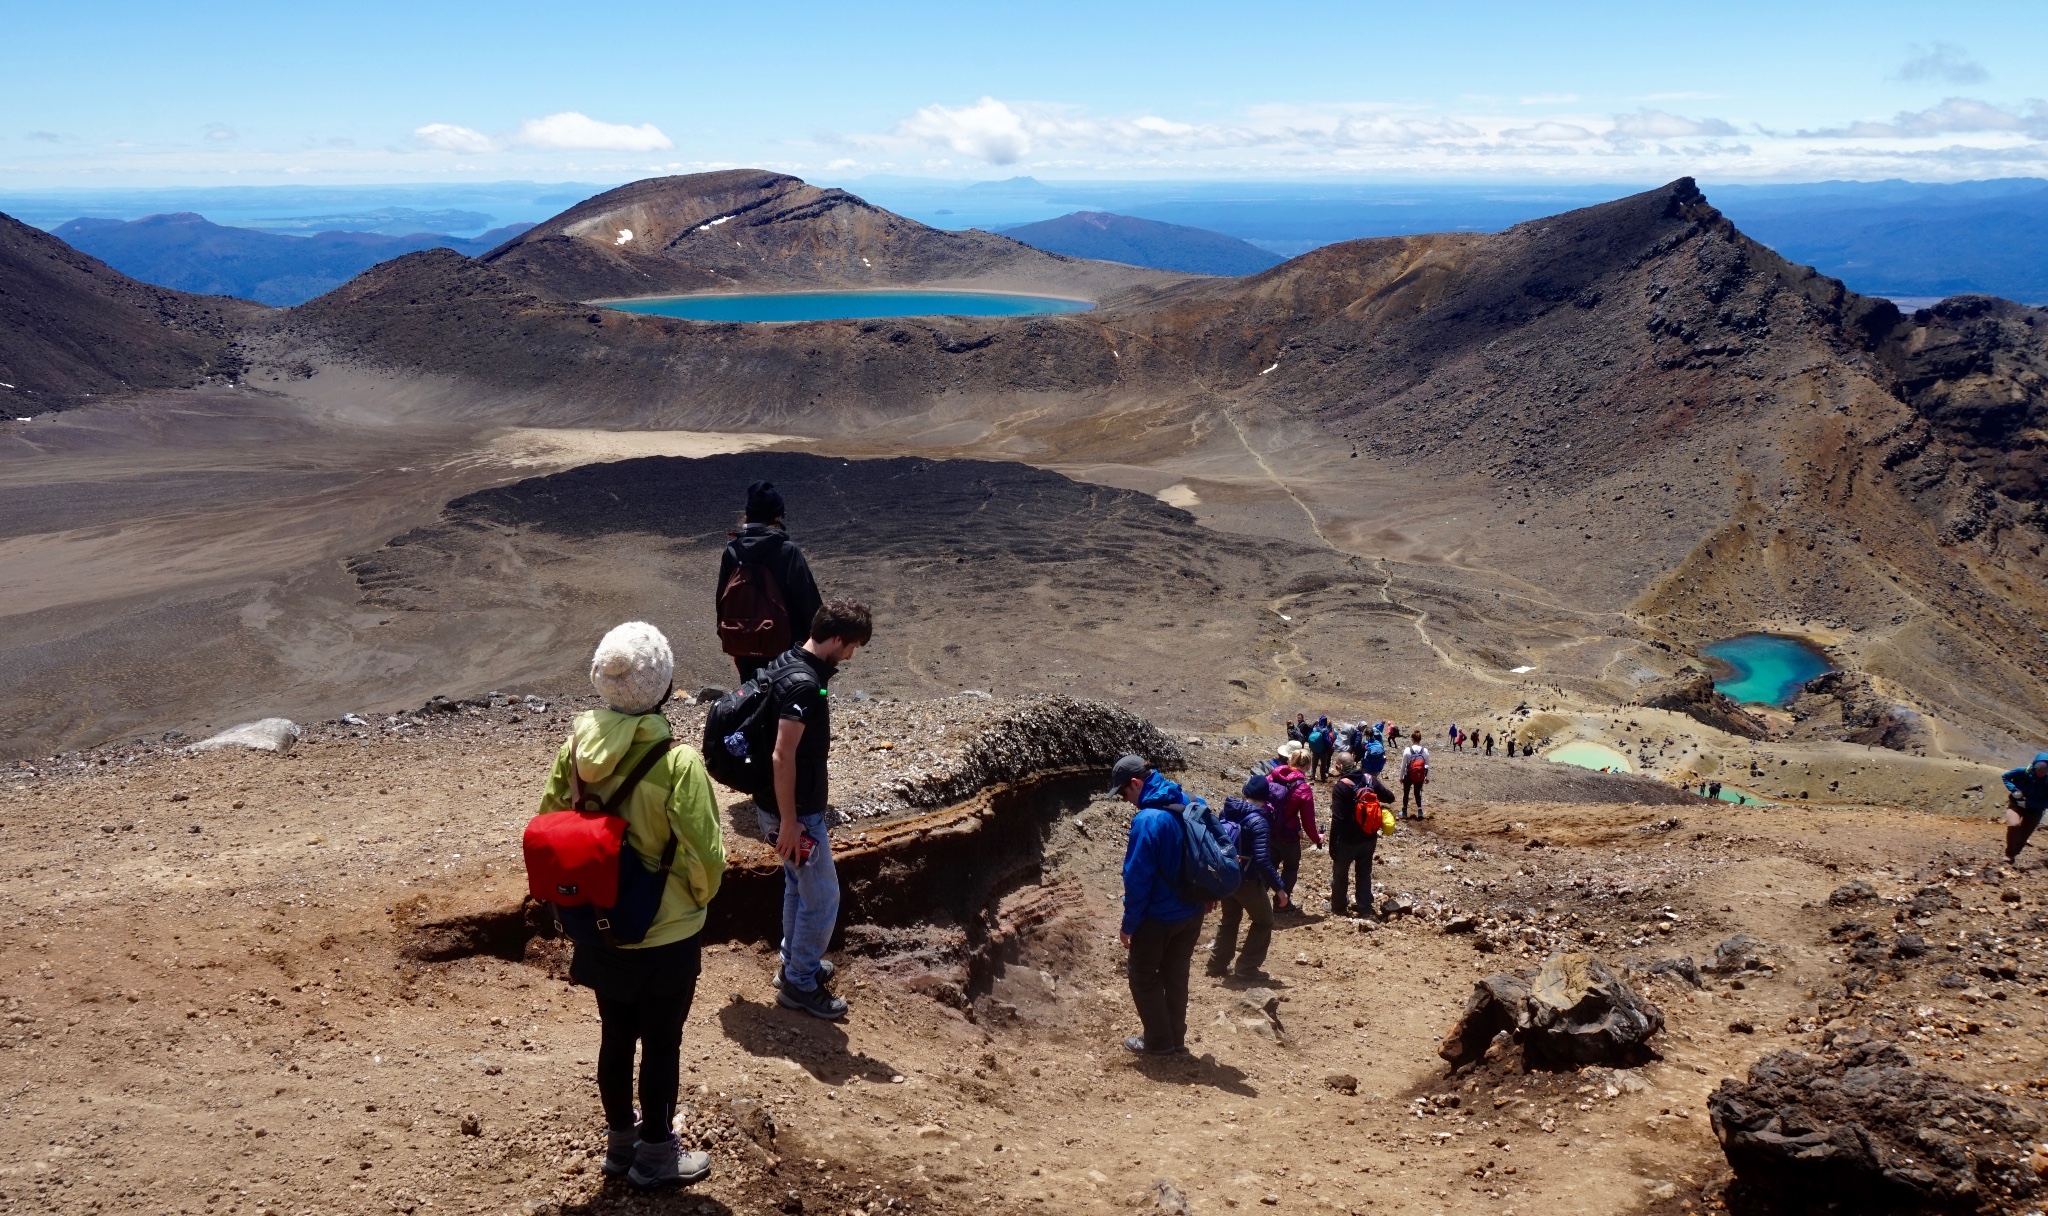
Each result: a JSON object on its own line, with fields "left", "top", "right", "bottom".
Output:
{"left": 6, "top": 0, "right": 2045, "bottom": 188}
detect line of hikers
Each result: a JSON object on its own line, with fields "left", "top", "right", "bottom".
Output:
{"left": 1281, "top": 716, "right": 1435, "bottom": 816}
{"left": 1113, "top": 741, "right": 1405, "bottom": 1053}
{"left": 522, "top": 480, "right": 864, "bottom": 1190}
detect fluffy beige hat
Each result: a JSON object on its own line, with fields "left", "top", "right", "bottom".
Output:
{"left": 589, "top": 621, "right": 674, "bottom": 714}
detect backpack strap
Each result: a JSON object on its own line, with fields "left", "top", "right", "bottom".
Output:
{"left": 601, "top": 738, "right": 673, "bottom": 816}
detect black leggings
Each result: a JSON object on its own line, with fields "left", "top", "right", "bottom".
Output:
{"left": 572, "top": 935, "right": 703, "bottom": 1142}
{"left": 1330, "top": 833, "right": 1377, "bottom": 913}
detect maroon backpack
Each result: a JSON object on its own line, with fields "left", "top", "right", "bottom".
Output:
{"left": 717, "top": 553, "right": 792, "bottom": 659}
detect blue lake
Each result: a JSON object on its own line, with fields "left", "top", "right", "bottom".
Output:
{"left": 601, "top": 290, "right": 1094, "bottom": 323}
{"left": 1700, "top": 633, "right": 1833, "bottom": 707}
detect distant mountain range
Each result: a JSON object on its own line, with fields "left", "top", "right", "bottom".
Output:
{"left": 996, "top": 212, "right": 1282, "bottom": 276}
{"left": 1711, "top": 180, "right": 2048, "bottom": 303}
{"left": 51, "top": 214, "right": 535, "bottom": 306}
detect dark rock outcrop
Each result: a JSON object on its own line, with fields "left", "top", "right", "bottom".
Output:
{"left": 1789, "top": 671, "right": 1934, "bottom": 753}
{"left": 1710, "top": 1040, "right": 2043, "bottom": 1212}
{"left": 1643, "top": 668, "right": 1770, "bottom": 738}
{"left": 1439, "top": 953, "right": 1663, "bottom": 1070}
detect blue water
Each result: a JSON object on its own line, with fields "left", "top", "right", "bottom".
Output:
{"left": 601, "top": 290, "right": 1094, "bottom": 323}
{"left": 1700, "top": 634, "right": 1833, "bottom": 707}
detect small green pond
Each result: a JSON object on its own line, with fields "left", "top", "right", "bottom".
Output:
{"left": 1546, "top": 740, "right": 1634, "bottom": 772}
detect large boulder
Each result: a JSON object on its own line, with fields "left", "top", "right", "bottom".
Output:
{"left": 186, "top": 718, "right": 302, "bottom": 754}
{"left": 1710, "top": 1040, "right": 2042, "bottom": 1212}
{"left": 1439, "top": 953, "right": 1662, "bottom": 1071}
{"left": 1525, "top": 952, "right": 1665, "bottom": 1068}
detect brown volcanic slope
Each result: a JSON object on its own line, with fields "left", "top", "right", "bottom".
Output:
{"left": 475, "top": 168, "right": 1179, "bottom": 302}
{"left": 264, "top": 174, "right": 2048, "bottom": 752}
{"left": 0, "top": 209, "right": 259, "bottom": 408}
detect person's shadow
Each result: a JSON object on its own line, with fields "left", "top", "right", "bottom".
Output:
{"left": 716, "top": 996, "right": 903, "bottom": 1085}
{"left": 1129, "top": 1051, "right": 1259, "bottom": 1096}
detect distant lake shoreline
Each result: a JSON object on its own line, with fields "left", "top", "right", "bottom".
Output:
{"left": 596, "top": 289, "right": 1096, "bottom": 323}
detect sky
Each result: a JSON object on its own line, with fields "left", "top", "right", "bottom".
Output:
{"left": 4, "top": 0, "right": 2045, "bottom": 187}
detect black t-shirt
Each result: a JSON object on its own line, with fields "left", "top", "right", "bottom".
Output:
{"left": 762, "top": 646, "right": 837, "bottom": 817}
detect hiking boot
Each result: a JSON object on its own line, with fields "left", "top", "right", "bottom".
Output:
{"left": 626, "top": 1135, "right": 711, "bottom": 1189}
{"left": 1204, "top": 960, "right": 1231, "bottom": 978}
{"left": 602, "top": 1126, "right": 638, "bottom": 1177}
{"left": 770, "top": 958, "right": 836, "bottom": 990}
{"left": 776, "top": 976, "right": 848, "bottom": 1021}
{"left": 1124, "top": 1035, "right": 1186, "bottom": 1056}
{"left": 1232, "top": 968, "right": 1271, "bottom": 984}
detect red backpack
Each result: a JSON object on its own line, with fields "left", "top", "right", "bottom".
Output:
{"left": 1336, "top": 776, "right": 1382, "bottom": 835}
{"left": 523, "top": 740, "right": 675, "bottom": 945}
{"left": 1405, "top": 754, "right": 1429, "bottom": 784}
{"left": 717, "top": 554, "right": 792, "bottom": 659}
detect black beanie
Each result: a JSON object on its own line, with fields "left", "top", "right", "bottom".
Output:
{"left": 744, "top": 480, "right": 785, "bottom": 524}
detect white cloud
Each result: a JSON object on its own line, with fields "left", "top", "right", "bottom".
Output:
{"left": 1799, "top": 97, "right": 2048, "bottom": 139}
{"left": 898, "top": 97, "right": 1034, "bottom": 164}
{"left": 1502, "top": 121, "right": 1597, "bottom": 142}
{"left": 1894, "top": 42, "right": 1988, "bottom": 86}
{"left": 1608, "top": 109, "right": 1739, "bottom": 139}
{"left": 205, "top": 124, "right": 237, "bottom": 143}
{"left": 513, "top": 112, "right": 672, "bottom": 152}
{"left": 413, "top": 122, "right": 496, "bottom": 153}
{"left": 411, "top": 112, "right": 672, "bottom": 155}
{"left": 1517, "top": 93, "right": 1580, "bottom": 105}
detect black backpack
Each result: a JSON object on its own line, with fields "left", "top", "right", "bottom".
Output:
{"left": 701, "top": 666, "right": 783, "bottom": 795}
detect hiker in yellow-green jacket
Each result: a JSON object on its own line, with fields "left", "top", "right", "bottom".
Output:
{"left": 536, "top": 621, "right": 727, "bottom": 1190}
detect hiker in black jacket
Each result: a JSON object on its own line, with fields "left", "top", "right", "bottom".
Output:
{"left": 716, "top": 481, "right": 824, "bottom": 683}
{"left": 1327, "top": 754, "right": 1390, "bottom": 916}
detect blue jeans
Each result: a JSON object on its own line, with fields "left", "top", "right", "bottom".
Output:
{"left": 755, "top": 808, "right": 839, "bottom": 991}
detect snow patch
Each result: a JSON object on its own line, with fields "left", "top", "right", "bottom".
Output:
{"left": 1259, "top": 362, "right": 1280, "bottom": 375}
{"left": 614, "top": 228, "right": 634, "bottom": 246}
{"left": 696, "top": 215, "right": 736, "bottom": 231}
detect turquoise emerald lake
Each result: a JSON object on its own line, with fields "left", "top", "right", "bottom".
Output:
{"left": 601, "top": 290, "right": 1094, "bottom": 323}
{"left": 1701, "top": 633, "right": 1833, "bottom": 707}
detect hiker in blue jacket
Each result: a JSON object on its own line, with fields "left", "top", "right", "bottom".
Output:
{"left": 2002, "top": 753, "right": 2048, "bottom": 865}
{"left": 1208, "top": 777, "right": 1287, "bottom": 980}
{"left": 1307, "top": 716, "right": 1336, "bottom": 781}
{"left": 1111, "top": 755, "right": 1205, "bottom": 1056}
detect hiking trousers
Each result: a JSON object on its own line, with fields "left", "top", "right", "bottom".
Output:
{"left": 1272, "top": 835, "right": 1302, "bottom": 902}
{"left": 570, "top": 934, "right": 703, "bottom": 1143}
{"left": 1401, "top": 780, "right": 1425, "bottom": 816}
{"left": 1127, "top": 913, "right": 1202, "bottom": 1052}
{"left": 1329, "top": 833, "right": 1377, "bottom": 915}
{"left": 1208, "top": 878, "right": 1274, "bottom": 976}
{"left": 1311, "top": 751, "right": 1332, "bottom": 780}
{"left": 755, "top": 807, "right": 840, "bottom": 991}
